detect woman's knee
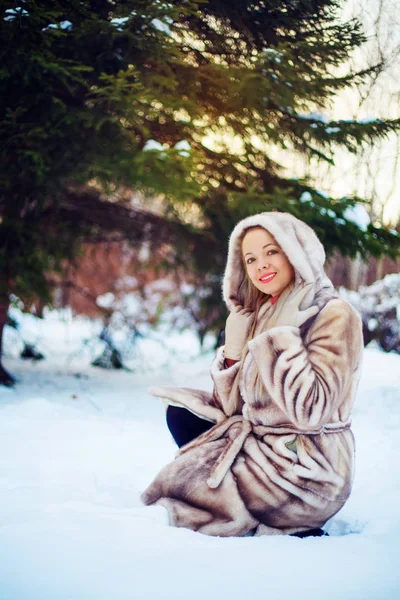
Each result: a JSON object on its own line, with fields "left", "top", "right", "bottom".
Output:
{"left": 166, "top": 405, "right": 213, "bottom": 447}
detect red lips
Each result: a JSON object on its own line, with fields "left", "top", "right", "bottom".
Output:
{"left": 259, "top": 272, "right": 277, "bottom": 283}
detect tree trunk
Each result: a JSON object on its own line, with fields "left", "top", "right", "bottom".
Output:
{"left": 375, "top": 257, "right": 384, "bottom": 282}
{"left": 348, "top": 254, "right": 367, "bottom": 290}
{"left": 0, "top": 294, "right": 16, "bottom": 387}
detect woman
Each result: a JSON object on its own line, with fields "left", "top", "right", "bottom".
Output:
{"left": 141, "top": 212, "right": 364, "bottom": 537}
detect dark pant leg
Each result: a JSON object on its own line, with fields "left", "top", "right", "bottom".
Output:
{"left": 166, "top": 405, "right": 214, "bottom": 448}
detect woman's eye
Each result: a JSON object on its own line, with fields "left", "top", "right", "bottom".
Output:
{"left": 246, "top": 257, "right": 255, "bottom": 264}
{"left": 267, "top": 249, "right": 278, "bottom": 256}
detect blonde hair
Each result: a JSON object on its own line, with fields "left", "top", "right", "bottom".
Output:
{"left": 232, "top": 226, "right": 294, "bottom": 408}
{"left": 238, "top": 226, "right": 271, "bottom": 339}
{"left": 224, "top": 227, "right": 271, "bottom": 410}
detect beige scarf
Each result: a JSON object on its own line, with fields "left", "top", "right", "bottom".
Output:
{"left": 225, "top": 284, "right": 296, "bottom": 417}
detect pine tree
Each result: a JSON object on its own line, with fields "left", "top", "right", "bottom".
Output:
{"left": 0, "top": 0, "right": 203, "bottom": 383}
{"left": 1, "top": 0, "right": 399, "bottom": 383}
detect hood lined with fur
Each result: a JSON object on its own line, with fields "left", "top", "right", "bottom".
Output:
{"left": 222, "top": 212, "right": 335, "bottom": 310}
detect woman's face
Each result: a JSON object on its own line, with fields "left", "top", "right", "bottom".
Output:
{"left": 242, "top": 228, "right": 295, "bottom": 297}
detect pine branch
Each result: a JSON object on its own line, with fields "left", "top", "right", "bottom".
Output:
{"left": 56, "top": 185, "right": 217, "bottom": 253}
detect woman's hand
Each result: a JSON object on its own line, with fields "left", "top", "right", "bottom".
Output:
{"left": 224, "top": 306, "right": 254, "bottom": 361}
{"left": 276, "top": 284, "right": 319, "bottom": 328}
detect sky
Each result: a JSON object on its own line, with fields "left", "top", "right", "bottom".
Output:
{"left": 297, "top": 0, "right": 400, "bottom": 224}
{"left": 203, "top": 0, "right": 400, "bottom": 225}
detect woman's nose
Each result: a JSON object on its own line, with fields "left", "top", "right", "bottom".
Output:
{"left": 258, "top": 260, "right": 269, "bottom": 270}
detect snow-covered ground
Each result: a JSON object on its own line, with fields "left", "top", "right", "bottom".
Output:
{"left": 1, "top": 309, "right": 400, "bottom": 600}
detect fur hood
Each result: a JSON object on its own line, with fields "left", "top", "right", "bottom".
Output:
{"left": 223, "top": 212, "right": 335, "bottom": 310}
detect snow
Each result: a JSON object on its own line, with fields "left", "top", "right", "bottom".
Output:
{"left": 96, "top": 292, "right": 116, "bottom": 309}
{"left": 110, "top": 17, "right": 130, "bottom": 26}
{"left": 143, "top": 139, "right": 165, "bottom": 152}
{"left": 357, "top": 118, "right": 379, "bottom": 125}
{"left": 59, "top": 20, "right": 73, "bottom": 30}
{"left": 296, "top": 112, "right": 329, "bottom": 123}
{"left": 4, "top": 7, "right": 29, "bottom": 21}
{"left": 299, "top": 191, "right": 337, "bottom": 217}
{"left": 44, "top": 21, "right": 73, "bottom": 31}
{"left": 325, "top": 127, "right": 341, "bottom": 134}
{"left": 151, "top": 18, "right": 172, "bottom": 36}
{"left": 299, "top": 191, "right": 312, "bottom": 203}
{"left": 5, "top": 7, "right": 29, "bottom": 16}
{"left": 174, "top": 140, "right": 191, "bottom": 157}
{"left": 1, "top": 309, "right": 400, "bottom": 599}
{"left": 343, "top": 204, "right": 371, "bottom": 231}
{"left": 341, "top": 273, "right": 400, "bottom": 316}
{"left": 339, "top": 274, "right": 400, "bottom": 347}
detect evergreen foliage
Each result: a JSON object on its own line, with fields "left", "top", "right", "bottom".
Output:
{"left": 1, "top": 0, "right": 400, "bottom": 378}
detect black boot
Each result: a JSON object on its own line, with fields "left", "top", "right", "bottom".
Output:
{"left": 290, "top": 528, "right": 329, "bottom": 538}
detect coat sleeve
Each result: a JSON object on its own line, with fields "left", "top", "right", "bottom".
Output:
{"left": 210, "top": 346, "right": 242, "bottom": 417}
{"left": 148, "top": 346, "right": 241, "bottom": 423}
{"left": 148, "top": 385, "right": 226, "bottom": 423}
{"left": 245, "top": 299, "right": 363, "bottom": 430}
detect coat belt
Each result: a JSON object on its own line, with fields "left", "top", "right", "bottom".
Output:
{"left": 177, "top": 415, "right": 351, "bottom": 490}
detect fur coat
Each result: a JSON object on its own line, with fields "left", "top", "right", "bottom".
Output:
{"left": 141, "top": 212, "right": 364, "bottom": 537}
